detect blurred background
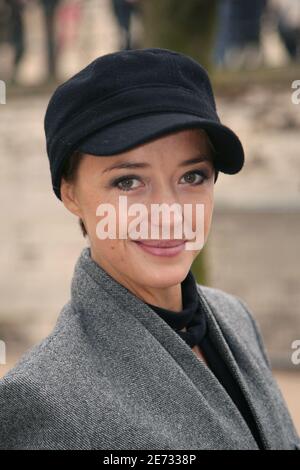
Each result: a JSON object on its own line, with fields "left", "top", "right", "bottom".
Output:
{"left": 0, "top": 0, "right": 299, "bottom": 433}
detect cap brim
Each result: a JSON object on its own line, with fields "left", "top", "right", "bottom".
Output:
{"left": 76, "top": 112, "right": 244, "bottom": 174}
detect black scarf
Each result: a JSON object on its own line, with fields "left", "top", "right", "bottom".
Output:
{"left": 147, "top": 270, "right": 265, "bottom": 450}
{"left": 146, "top": 270, "right": 207, "bottom": 348}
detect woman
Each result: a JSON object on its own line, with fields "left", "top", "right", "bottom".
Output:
{"left": 0, "top": 48, "right": 299, "bottom": 450}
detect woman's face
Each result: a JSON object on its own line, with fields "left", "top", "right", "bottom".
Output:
{"left": 61, "top": 128, "right": 215, "bottom": 305}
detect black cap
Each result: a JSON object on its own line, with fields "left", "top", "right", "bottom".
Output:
{"left": 44, "top": 47, "right": 245, "bottom": 200}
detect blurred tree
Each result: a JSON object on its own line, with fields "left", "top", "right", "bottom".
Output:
{"left": 141, "top": 0, "right": 218, "bottom": 71}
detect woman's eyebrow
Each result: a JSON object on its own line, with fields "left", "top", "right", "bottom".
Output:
{"left": 178, "top": 155, "right": 212, "bottom": 167}
{"left": 102, "top": 154, "right": 211, "bottom": 174}
{"left": 102, "top": 161, "right": 150, "bottom": 174}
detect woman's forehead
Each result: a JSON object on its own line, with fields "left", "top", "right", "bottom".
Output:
{"left": 81, "top": 151, "right": 214, "bottom": 176}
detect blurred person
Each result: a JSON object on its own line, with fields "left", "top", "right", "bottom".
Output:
{"left": 0, "top": 0, "right": 11, "bottom": 43}
{"left": 111, "top": 0, "right": 140, "bottom": 50}
{"left": 39, "top": 0, "right": 61, "bottom": 82}
{"left": 56, "top": 0, "right": 82, "bottom": 52}
{"left": 214, "top": 0, "right": 267, "bottom": 69}
{"left": 5, "top": 0, "right": 28, "bottom": 84}
{"left": 271, "top": 0, "right": 300, "bottom": 60}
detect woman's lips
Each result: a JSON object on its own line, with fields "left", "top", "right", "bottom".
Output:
{"left": 132, "top": 239, "right": 187, "bottom": 257}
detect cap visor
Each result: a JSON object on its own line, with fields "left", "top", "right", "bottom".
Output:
{"left": 76, "top": 112, "right": 244, "bottom": 174}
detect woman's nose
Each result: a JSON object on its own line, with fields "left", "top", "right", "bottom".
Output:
{"left": 145, "top": 188, "right": 184, "bottom": 239}
{"left": 147, "top": 182, "right": 180, "bottom": 206}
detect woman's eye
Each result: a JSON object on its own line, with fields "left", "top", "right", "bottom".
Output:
{"left": 111, "top": 170, "right": 208, "bottom": 191}
{"left": 113, "top": 177, "right": 142, "bottom": 191}
{"left": 180, "top": 170, "right": 207, "bottom": 185}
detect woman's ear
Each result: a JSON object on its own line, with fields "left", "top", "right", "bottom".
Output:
{"left": 60, "top": 178, "right": 83, "bottom": 218}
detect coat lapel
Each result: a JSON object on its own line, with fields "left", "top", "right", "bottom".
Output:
{"left": 197, "top": 284, "right": 298, "bottom": 450}
{"left": 71, "top": 247, "right": 265, "bottom": 449}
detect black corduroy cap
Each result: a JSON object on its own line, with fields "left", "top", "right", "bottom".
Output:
{"left": 44, "top": 47, "right": 245, "bottom": 200}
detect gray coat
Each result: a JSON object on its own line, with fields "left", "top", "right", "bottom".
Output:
{"left": 0, "top": 246, "right": 299, "bottom": 450}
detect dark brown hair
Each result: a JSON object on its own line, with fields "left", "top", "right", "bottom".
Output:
{"left": 61, "top": 150, "right": 88, "bottom": 237}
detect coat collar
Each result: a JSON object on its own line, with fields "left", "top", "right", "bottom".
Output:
{"left": 69, "top": 246, "right": 293, "bottom": 450}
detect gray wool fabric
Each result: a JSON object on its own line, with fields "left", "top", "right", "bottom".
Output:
{"left": 0, "top": 246, "right": 299, "bottom": 450}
